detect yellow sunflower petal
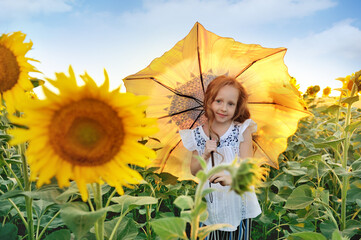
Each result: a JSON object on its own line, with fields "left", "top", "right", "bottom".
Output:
{"left": 12, "top": 66, "right": 158, "bottom": 201}
{"left": 0, "top": 31, "right": 38, "bottom": 112}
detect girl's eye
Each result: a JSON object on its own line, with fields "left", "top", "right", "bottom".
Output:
{"left": 228, "top": 102, "right": 235, "bottom": 106}
{"left": 216, "top": 100, "right": 221, "bottom": 103}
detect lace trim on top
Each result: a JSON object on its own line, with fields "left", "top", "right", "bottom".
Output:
{"left": 193, "top": 123, "right": 241, "bottom": 155}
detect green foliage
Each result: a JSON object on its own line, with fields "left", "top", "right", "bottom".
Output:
{"left": 254, "top": 95, "right": 361, "bottom": 239}
{"left": 2, "top": 82, "right": 361, "bottom": 239}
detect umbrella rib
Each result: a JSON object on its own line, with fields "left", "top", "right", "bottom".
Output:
{"left": 235, "top": 48, "right": 287, "bottom": 78}
{"left": 196, "top": 24, "right": 205, "bottom": 94}
{"left": 252, "top": 138, "right": 275, "bottom": 165}
{"left": 126, "top": 77, "right": 203, "bottom": 105}
{"left": 248, "top": 101, "right": 309, "bottom": 114}
{"left": 159, "top": 110, "right": 204, "bottom": 173}
{"left": 160, "top": 139, "right": 182, "bottom": 172}
{"left": 189, "top": 109, "right": 204, "bottom": 129}
{"left": 158, "top": 106, "right": 203, "bottom": 119}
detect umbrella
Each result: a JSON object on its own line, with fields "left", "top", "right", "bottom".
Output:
{"left": 123, "top": 22, "right": 310, "bottom": 180}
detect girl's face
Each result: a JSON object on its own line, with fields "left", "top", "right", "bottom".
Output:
{"left": 210, "top": 85, "right": 239, "bottom": 125}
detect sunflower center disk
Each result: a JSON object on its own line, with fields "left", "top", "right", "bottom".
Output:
{"left": 0, "top": 45, "right": 20, "bottom": 92}
{"left": 50, "top": 98, "right": 124, "bottom": 166}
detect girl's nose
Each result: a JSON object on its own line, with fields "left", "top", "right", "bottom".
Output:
{"left": 221, "top": 103, "right": 227, "bottom": 111}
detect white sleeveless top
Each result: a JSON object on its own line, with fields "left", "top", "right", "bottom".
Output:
{"left": 179, "top": 119, "right": 261, "bottom": 231}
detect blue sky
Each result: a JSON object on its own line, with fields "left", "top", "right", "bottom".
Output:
{"left": 1, "top": 0, "right": 361, "bottom": 95}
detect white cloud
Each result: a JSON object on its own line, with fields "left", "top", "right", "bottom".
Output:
{"left": 286, "top": 19, "right": 361, "bottom": 93}
{"left": 121, "top": 0, "right": 337, "bottom": 27}
{"left": 0, "top": 0, "right": 73, "bottom": 19}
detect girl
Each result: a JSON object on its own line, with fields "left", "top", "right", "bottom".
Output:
{"left": 179, "top": 75, "right": 261, "bottom": 240}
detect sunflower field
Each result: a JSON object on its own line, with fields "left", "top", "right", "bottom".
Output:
{"left": 1, "top": 31, "right": 361, "bottom": 240}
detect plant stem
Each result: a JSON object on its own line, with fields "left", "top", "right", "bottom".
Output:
{"left": 340, "top": 84, "right": 355, "bottom": 231}
{"left": 190, "top": 165, "right": 228, "bottom": 240}
{"left": 0, "top": 154, "right": 24, "bottom": 191}
{"left": 145, "top": 205, "right": 152, "bottom": 240}
{"left": 37, "top": 211, "right": 60, "bottom": 240}
{"left": 94, "top": 183, "right": 104, "bottom": 240}
{"left": 19, "top": 143, "right": 34, "bottom": 240}
{"left": 104, "top": 188, "right": 117, "bottom": 208}
{"left": 108, "top": 209, "right": 131, "bottom": 240}
{"left": 0, "top": 189, "right": 28, "bottom": 229}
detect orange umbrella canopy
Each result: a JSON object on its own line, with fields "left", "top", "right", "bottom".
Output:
{"left": 124, "top": 22, "right": 310, "bottom": 180}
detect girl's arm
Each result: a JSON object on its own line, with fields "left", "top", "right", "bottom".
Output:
{"left": 190, "top": 140, "right": 217, "bottom": 176}
{"left": 239, "top": 126, "right": 253, "bottom": 159}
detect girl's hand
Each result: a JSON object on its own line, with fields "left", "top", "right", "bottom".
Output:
{"left": 203, "top": 140, "right": 217, "bottom": 160}
{"left": 209, "top": 171, "right": 232, "bottom": 186}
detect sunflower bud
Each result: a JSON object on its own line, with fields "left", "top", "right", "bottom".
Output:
{"left": 229, "top": 158, "right": 268, "bottom": 196}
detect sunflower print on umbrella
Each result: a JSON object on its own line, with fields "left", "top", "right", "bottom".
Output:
{"left": 168, "top": 72, "right": 216, "bottom": 129}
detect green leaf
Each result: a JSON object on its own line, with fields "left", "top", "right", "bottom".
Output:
{"left": 174, "top": 195, "right": 194, "bottom": 210}
{"left": 201, "top": 188, "right": 217, "bottom": 198}
{"left": 180, "top": 210, "right": 192, "bottom": 222}
{"left": 196, "top": 170, "right": 207, "bottom": 182}
{"left": 150, "top": 217, "right": 187, "bottom": 240}
{"left": 158, "top": 172, "right": 179, "bottom": 185}
{"left": 0, "top": 200, "right": 12, "bottom": 215}
{"left": 288, "top": 232, "right": 327, "bottom": 240}
{"left": 56, "top": 182, "right": 110, "bottom": 202}
{"left": 0, "top": 189, "right": 32, "bottom": 200}
{"left": 32, "top": 199, "right": 56, "bottom": 218}
{"left": 343, "top": 219, "right": 361, "bottom": 238}
{"left": 345, "top": 120, "right": 361, "bottom": 133}
{"left": 60, "top": 202, "right": 106, "bottom": 240}
{"left": 56, "top": 181, "right": 80, "bottom": 202}
{"left": 314, "top": 138, "right": 345, "bottom": 151}
{"left": 39, "top": 214, "right": 64, "bottom": 229}
{"left": 0, "top": 133, "right": 11, "bottom": 141}
{"left": 284, "top": 185, "right": 314, "bottom": 209}
{"left": 283, "top": 162, "right": 308, "bottom": 176}
{"left": 320, "top": 220, "right": 338, "bottom": 239}
{"left": 199, "top": 204, "right": 209, "bottom": 222}
{"left": 32, "top": 184, "right": 64, "bottom": 203}
{"left": 196, "top": 155, "right": 207, "bottom": 170}
{"left": 289, "top": 221, "right": 315, "bottom": 233}
{"left": 198, "top": 223, "right": 233, "bottom": 239}
{"left": 192, "top": 201, "right": 207, "bottom": 218}
{"left": 331, "top": 230, "right": 342, "bottom": 240}
{"left": 104, "top": 216, "right": 138, "bottom": 240}
{"left": 323, "top": 105, "right": 340, "bottom": 114}
{"left": 346, "top": 180, "right": 361, "bottom": 202}
{"left": 351, "top": 159, "right": 361, "bottom": 177}
{"left": 341, "top": 95, "right": 359, "bottom": 105}
{"left": 258, "top": 213, "right": 275, "bottom": 224}
{"left": 282, "top": 167, "right": 307, "bottom": 176}
{"left": 356, "top": 199, "right": 361, "bottom": 208}
{"left": 301, "top": 154, "right": 322, "bottom": 164}
{"left": 272, "top": 180, "right": 294, "bottom": 189}
{"left": 44, "top": 229, "right": 71, "bottom": 240}
{"left": 0, "top": 223, "right": 18, "bottom": 240}
{"left": 110, "top": 195, "right": 158, "bottom": 213}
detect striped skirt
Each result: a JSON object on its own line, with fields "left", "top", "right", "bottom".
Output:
{"left": 201, "top": 218, "right": 251, "bottom": 240}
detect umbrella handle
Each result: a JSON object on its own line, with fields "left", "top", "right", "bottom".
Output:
{"left": 209, "top": 135, "right": 215, "bottom": 167}
{"left": 210, "top": 152, "right": 215, "bottom": 167}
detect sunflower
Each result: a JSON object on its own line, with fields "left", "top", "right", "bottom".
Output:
{"left": 322, "top": 87, "right": 331, "bottom": 97}
{"left": 0, "top": 32, "right": 38, "bottom": 113}
{"left": 9, "top": 66, "right": 158, "bottom": 201}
